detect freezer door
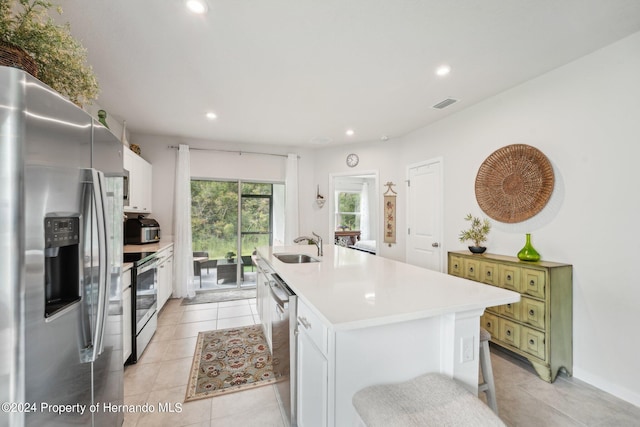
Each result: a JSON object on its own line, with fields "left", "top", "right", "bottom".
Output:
{"left": 25, "top": 169, "right": 94, "bottom": 426}
{"left": 22, "top": 70, "right": 96, "bottom": 426}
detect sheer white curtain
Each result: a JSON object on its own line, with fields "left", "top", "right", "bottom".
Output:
{"left": 284, "top": 153, "right": 299, "bottom": 244}
{"left": 173, "top": 144, "right": 195, "bottom": 298}
{"left": 360, "top": 182, "right": 370, "bottom": 240}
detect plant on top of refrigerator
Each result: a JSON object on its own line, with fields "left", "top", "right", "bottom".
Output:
{"left": 0, "top": 0, "right": 99, "bottom": 105}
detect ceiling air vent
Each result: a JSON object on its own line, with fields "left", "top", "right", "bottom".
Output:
{"left": 432, "top": 98, "right": 458, "bottom": 109}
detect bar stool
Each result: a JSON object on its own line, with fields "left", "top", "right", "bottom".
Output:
{"left": 352, "top": 372, "right": 505, "bottom": 426}
{"left": 479, "top": 327, "right": 498, "bottom": 414}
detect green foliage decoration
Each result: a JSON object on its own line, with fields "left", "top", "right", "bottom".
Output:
{"left": 0, "top": 0, "right": 99, "bottom": 105}
{"left": 191, "top": 180, "right": 273, "bottom": 259}
{"left": 337, "top": 192, "right": 361, "bottom": 230}
{"left": 458, "top": 213, "right": 491, "bottom": 247}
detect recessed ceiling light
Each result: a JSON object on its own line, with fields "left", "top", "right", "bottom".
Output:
{"left": 205, "top": 112, "right": 217, "bottom": 120}
{"left": 435, "top": 65, "right": 451, "bottom": 77}
{"left": 186, "top": 0, "right": 208, "bottom": 14}
{"left": 345, "top": 129, "right": 355, "bottom": 136}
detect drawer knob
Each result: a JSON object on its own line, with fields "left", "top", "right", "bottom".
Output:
{"left": 506, "top": 330, "right": 511, "bottom": 336}
{"left": 486, "top": 321, "right": 492, "bottom": 328}
{"left": 530, "top": 280, "right": 535, "bottom": 286}
{"left": 469, "top": 267, "right": 474, "bottom": 273}
{"left": 486, "top": 271, "right": 492, "bottom": 277}
{"left": 454, "top": 263, "right": 459, "bottom": 269}
{"left": 529, "top": 339, "right": 535, "bottom": 345}
{"left": 529, "top": 309, "right": 535, "bottom": 316}
{"left": 507, "top": 275, "right": 512, "bottom": 280}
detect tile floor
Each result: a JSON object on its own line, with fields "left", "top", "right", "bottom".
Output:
{"left": 124, "top": 297, "right": 640, "bottom": 427}
{"left": 123, "top": 296, "right": 284, "bottom": 427}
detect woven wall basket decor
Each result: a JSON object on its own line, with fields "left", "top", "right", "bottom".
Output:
{"left": 475, "top": 144, "right": 554, "bottom": 223}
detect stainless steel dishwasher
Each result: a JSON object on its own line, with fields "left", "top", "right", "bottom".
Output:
{"left": 270, "top": 273, "right": 297, "bottom": 426}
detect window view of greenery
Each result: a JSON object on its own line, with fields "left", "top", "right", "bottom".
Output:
{"left": 191, "top": 180, "right": 273, "bottom": 260}
{"left": 336, "top": 192, "right": 361, "bottom": 230}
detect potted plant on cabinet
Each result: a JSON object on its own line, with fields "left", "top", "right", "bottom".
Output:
{"left": 459, "top": 213, "right": 491, "bottom": 254}
{"left": 0, "top": 0, "right": 99, "bottom": 105}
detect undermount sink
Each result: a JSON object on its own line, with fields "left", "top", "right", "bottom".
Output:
{"left": 273, "top": 253, "right": 320, "bottom": 264}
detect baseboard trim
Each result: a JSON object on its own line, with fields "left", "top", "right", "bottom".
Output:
{"left": 573, "top": 367, "right": 640, "bottom": 408}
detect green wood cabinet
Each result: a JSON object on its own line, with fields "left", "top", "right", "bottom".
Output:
{"left": 448, "top": 251, "right": 573, "bottom": 382}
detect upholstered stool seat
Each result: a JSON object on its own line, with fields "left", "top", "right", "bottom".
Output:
{"left": 352, "top": 372, "right": 505, "bottom": 427}
{"left": 479, "top": 327, "right": 498, "bottom": 413}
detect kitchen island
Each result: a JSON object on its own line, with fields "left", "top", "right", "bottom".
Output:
{"left": 257, "top": 244, "right": 520, "bottom": 427}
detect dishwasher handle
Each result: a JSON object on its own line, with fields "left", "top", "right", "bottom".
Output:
{"left": 269, "top": 282, "right": 289, "bottom": 308}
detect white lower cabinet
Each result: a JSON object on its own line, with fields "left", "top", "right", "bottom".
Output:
{"left": 157, "top": 245, "right": 174, "bottom": 310}
{"left": 296, "top": 300, "right": 329, "bottom": 427}
{"left": 256, "top": 261, "right": 272, "bottom": 348}
{"left": 122, "top": 269, "right": 132, "bottom": 364}
{"left": 295, "top": 300, "right": 449, "bottom": 426}
{"left": 297, "top": 328, "right": 328, "bottom": 427}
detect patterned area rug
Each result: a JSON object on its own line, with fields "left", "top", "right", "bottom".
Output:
{"left": 185, "top": 325, "right": 276, "bottom": 402}
{"left": 181, "top": 289, "right": 256, "bottom": 305}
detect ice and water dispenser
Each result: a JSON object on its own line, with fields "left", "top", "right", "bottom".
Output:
{"left": 44, "top": 215, "right": 81, "bottom": 318}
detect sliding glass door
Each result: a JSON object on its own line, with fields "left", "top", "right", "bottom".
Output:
{"left": 191, "top": 179, "right": 283, "bottom": 290}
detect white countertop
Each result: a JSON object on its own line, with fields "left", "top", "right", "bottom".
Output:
{"left": 123, "top": 239, "right": 173, "bottom": 254}
{"left": 258, "top": 244, "right": 520, "bottom": 331}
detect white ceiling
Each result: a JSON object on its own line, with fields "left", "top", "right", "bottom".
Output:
{"left": 54, "top": 0, "right": 640, "bottom": 146}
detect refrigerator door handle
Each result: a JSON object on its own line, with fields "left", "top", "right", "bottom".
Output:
{"left": 87, "top": 168, "right": 111, "bottom": 362}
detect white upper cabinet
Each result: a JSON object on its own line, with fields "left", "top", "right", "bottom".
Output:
{"left": 123, "top": 148, "right": 152, "bottom": 213}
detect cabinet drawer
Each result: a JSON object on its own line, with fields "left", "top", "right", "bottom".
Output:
{"left": 485, "top": 305, "right": 499, "bottom": 315}
{"left": 481, "top": 312, "right": 499, "bottom": 338}
{"left": 520, "top": 326, "right": 546, "bottom": 360}
{"left": 498, "top": 318, "right": 520, "bottom": 349}
{"left": 522, "top": 268, "right": 546, "bottom": 299}
{"left": 499, "top": 301, "right": 521, "bottom": 321}
{"left": 297, "top": 300, "right": 328, "bottom": 355}
{"left": 498, "top": 264, "right": 521, "bottom": 292}
{"left": 480, "top": 261, "right": 498, "bottom": 286}
{"left": 521, "top": 297, "right": 545, "bottom": 330}
{"left": 463, "top": 258, "right": 482, "bottom": 281}
{"left": 449, "top": 255, "right": 463, "bottom": 277}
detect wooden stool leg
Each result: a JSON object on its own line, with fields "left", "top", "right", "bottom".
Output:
{"left": 479, "top": 338, "right": 498, "bottom": 414}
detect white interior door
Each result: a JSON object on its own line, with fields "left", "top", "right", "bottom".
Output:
{"left": 406, "top": 158, "right": 443, "bottom": 271}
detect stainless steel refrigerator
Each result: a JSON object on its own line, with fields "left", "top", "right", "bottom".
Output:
{"left": 0, "top": 66, "right": 124, "bottom": 426}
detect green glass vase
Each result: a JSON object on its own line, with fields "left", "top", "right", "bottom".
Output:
{"left": 517, "top": 233, "right": 540, "bottom": 262}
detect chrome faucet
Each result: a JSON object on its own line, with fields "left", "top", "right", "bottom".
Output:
{"left": 293, "top": 232, "right": 323, "bottom": 256}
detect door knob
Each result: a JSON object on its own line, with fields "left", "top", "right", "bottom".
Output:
{"left": 432, "top": 242, "right": 440, "bottom": 247}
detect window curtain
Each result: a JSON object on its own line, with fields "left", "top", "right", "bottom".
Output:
{"left": 284, "top": 153, "right": 299, "bottom": 244}
{"left": 360, "top": 182, "right": 370, "bottom": 240}
{"left": 173, "top": 144, "right": 195, "bottom": 298}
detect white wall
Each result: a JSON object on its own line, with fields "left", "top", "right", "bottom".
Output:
{"left": 310, "top": 141, "right": 406, "bottom": 260}
{"left": 394, "top": 31, "right": 640, "bottom": 405}
{"left": 128, "top": 134, "right": 315, "bottom": 242}
{"left": 132, "top": 30, "right": 640, "bottom": 406}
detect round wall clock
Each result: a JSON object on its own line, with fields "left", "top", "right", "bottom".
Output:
{"left": 346, "top": 153, "right": 359, "bottom": 167}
